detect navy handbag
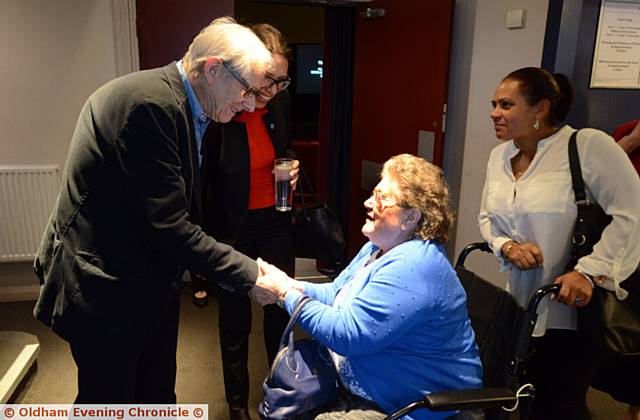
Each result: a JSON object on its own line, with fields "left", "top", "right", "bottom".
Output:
{"left": 259, "top": 296, "right": 340, "bottom": 419}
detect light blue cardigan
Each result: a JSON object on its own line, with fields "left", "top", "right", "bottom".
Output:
{"left": 283, "top": 239, "right": 483, "bottom": 420}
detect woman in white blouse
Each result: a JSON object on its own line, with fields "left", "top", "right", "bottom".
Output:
{"left": 478, "top": 67, "right": 640, "bottom": 420}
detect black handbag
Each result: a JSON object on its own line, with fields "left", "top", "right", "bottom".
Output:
{"left": 566, "top": 130, "right": 640, "bottom": 357}
{"left": 292, "top": 166, "right": 345, "bottom": 266}
{"left": 259, "top": 295, "right": 340, "bottom": 419}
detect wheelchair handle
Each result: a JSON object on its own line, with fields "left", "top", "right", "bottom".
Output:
{"left": 527, "top": 284, "right": 561, "bottom": 313}
{"left": 455, "top": 242, "right": 492, "bottom": 268}
{"left": 507, "top": 283, "right": 562, "bottom": 377}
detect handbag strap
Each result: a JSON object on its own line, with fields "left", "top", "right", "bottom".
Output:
{"left": 296, "top": 164, "right": 322, "bottom": 217}
{"left": 566, "top": 129, "right": 613, "bottom": 271}
{"left": 568, "top": 130, "right": 588, "bottom": 204}
{"left": 567, "top": 129, "right": 589, "bottom": 271}
{"left": 278, "top": 295, "right": 313, "bottom": 351}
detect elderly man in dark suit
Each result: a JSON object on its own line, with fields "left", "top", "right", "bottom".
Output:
{"left": 33, "top": 17, "right": 275, "bottom": 404}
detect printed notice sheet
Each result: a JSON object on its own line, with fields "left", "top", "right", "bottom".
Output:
{"left": 590, "top": 0, "right": 640, "bottom": 89}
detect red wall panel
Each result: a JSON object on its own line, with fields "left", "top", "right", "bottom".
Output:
{"left": 136, "top": 0, "right": 234, "bottom": 69}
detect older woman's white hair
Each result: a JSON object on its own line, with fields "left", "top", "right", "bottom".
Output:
{"left": 182, "top": 17, "right": 272, "bottom": 80}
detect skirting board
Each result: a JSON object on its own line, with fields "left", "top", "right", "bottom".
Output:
{"left": 0, "top": 285, "right": 40, "bottom": 303}
{"left": 0, "top": 332, "right": 40, "bottom": 403}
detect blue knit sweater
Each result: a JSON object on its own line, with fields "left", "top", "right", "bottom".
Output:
{"left": 283, "top": 239, "right": 483, "bottom": 420}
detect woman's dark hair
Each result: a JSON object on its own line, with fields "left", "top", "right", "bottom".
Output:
{"left": 504, "top": 67, "right": 574, "bottom": 126}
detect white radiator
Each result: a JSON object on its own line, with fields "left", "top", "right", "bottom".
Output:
{"left": 0, "top": 165, "right": 61, "bottom": 263}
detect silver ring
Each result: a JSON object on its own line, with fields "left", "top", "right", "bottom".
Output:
{"left": 574, "top": 297, "right": 582, "bottom": 305}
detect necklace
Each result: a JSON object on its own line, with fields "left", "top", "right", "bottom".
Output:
{"left": 512, "top": 153, "right": 527, "bottom": 179}
{"left": 512, "top": 128, "right": 559, "bottom": 179}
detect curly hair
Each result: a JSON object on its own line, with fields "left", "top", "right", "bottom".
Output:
{"left": 382, "top": 154, "right": 454, "bottom": 243}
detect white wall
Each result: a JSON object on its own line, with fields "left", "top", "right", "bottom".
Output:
{"left": 0, "top": 0, "right": 120, "bottom": 299}
{"left": 0, "top": 0, "right": 118, "bottom": 166}
{"left": 445, "top": 0, "right": 549, "bottom": 283}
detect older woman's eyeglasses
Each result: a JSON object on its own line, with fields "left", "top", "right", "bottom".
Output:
{"left": 371, "top": 188, "right": 400, "bottom": 212}
{"left": 221, "top": 60, "right": 262, "bottom": 99}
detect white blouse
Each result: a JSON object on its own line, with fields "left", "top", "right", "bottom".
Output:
{"left": 478, "top": 125, "right": 640, "bottom": 336}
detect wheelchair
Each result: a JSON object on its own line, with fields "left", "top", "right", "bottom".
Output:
{"left": 385, "top": 242, "right": 560, "bottom": 420}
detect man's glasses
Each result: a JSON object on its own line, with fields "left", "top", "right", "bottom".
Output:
{"left": 221, "top": 60, "right": 261, "bottom": 99}
{"left": 264, "top": 74, "right": 291, "bottom": 92}
{"left": 371, "top": 188, "right": 401, "bottom": 212}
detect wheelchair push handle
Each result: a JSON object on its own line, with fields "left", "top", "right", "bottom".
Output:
{"left": 454, "top": 241, "right": 562, "bottom": 313}
{"left": 527, "top": 284, "right": 561, "bottom": 313}
{"left": 455, "top": 242, "right": 492, "bottom": 268}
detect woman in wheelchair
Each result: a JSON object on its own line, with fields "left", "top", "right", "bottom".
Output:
{"left": 259, "top": 154, "right": 483, "bottom": 419}
{"left": 479, "top": 67, "right": 640, "bottom": 419}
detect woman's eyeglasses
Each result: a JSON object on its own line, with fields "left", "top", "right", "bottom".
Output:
{"left": 371, "top": 188, "right": 400, "bottom": 212}
{"left": 264, "top": 74, "right": 291, "bottom": 92}
{"left": 221, "top": 60, "right": 262, "bottom": 99}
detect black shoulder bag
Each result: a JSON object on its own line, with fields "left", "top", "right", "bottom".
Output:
{"left": 293, "top": 166, "right": 346, "bottom": 269}
{"left": 567, "top": 130, "right": 640, "bottom": 357}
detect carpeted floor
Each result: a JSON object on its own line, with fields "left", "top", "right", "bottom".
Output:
{"left": 0, "top": 258, "right": 629, "bottom": 419}
{"left": 0, "top": 258, "right": 329, "bottom": 419}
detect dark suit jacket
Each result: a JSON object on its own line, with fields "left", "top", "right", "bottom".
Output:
{"left": 200, "top": 90, "right": 296, "bottom": 245}
{"left": 33, "top": 62, "right": 257, "bottom": 343}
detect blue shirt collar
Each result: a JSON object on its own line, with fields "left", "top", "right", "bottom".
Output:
{"left": 177, "top": 60, "right": 209, "bottom": 124}
{"left": 177, "top": 60, "right": 210, "bottom": 163}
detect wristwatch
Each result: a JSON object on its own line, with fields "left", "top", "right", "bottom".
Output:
{"left": 503, "top": 241, "right": 517, "bottom": 258}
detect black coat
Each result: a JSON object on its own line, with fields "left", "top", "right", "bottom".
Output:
{"left": 200, "top": 90, "right": 295, "bottom": 245}
{"left": 33, "top": 62, "right": 257, "bottom": 343}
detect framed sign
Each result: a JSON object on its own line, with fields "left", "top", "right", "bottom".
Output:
{"left": 590, "top": 0, "right": 640, "bottom": 89}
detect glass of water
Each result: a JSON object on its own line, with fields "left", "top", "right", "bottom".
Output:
{"left": 274, "top": 158, "right": 294, "bottom": 211}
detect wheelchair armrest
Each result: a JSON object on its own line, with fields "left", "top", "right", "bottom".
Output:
{"left": 424, "top": 387, "right": 517, "bottom": 411}
{"left": 385, "top": 387, "right": 521, "bottom": 420}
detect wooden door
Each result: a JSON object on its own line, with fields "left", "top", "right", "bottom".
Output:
{"left": 346, "top": 0, "right": 455, "bottom": 255}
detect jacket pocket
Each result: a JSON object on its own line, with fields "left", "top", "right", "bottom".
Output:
{"left": 74, "top": 251, "right": 144, "bottom": 282}
{"left": 72, "top": 251, "right": 145, "bottom": 312}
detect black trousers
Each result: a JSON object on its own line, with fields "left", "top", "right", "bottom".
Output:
{"left": 69, "top": 290, "right": 181, "bottom": 403}
{"left": 523, "top": 329, "right": 603, "bottom": 420}
{"left": 592, "top": 356, "right": 640, "bottom": 405}
{"left": 216, "top": 207, "right": 295, "bottom": 407}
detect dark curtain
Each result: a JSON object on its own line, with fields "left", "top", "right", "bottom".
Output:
{"left": 321, "top": 6, "right": 355, "bottom": 249}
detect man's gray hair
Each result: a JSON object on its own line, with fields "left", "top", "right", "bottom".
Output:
{"left": 182, "top": 17, "right": 272, "bottom": 80}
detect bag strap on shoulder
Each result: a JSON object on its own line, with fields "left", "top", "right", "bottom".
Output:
{"left": 566, "top": 129, "right": 613, "bottom": 272}
{"left": 568, "top": 130, "right": 588, "bottom": 204}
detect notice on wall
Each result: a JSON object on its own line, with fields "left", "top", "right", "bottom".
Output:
{"left": 590, "top": 0, "right": 640, "bottom": 89}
